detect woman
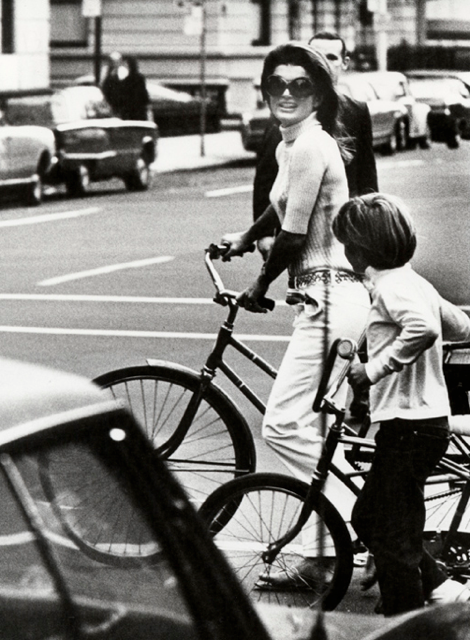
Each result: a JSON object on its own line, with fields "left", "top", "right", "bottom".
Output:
{"left": 220, "top": 42, "right": 370, "bottom": 588}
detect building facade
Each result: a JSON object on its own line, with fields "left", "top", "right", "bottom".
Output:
{"left": 47, "top": 0, "right": 470, "bottom": 116}
{"left": 0, "top": 0, "right": 50, "bottom": 97}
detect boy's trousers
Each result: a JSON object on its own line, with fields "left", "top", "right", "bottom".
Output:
{"left": 352, "top": 417, "right": 450, "bottom": 616}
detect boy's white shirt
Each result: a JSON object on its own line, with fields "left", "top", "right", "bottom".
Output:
{"left": 363, "top": 264, "right": 470, "bottom": 423}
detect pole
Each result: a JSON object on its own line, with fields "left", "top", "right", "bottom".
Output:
{"left": 376, "top": 0, "right": 388, "bottom": 71}
{"left": 94, "top": 15, "right": 102, "bottom": 84}
{"left": 199, "top": 0, "right": 207, "bottom": 157}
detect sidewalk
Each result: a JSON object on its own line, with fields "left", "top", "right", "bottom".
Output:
{"left": 153, "top": 130, "right": 256, "bottom": 173}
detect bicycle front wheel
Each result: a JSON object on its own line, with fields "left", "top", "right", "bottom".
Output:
{"left": 94, "top": 364, "right": 256, "bottom": 507}
{"left": 199, "top": 473, "right": 354, "bottom": 610}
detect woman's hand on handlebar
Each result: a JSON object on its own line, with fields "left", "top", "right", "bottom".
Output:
{"left": 237, "top": 277, "right": 270, "bottom": 314}
{"left": 220, "top": 231, "right": 254, "bottom": 261}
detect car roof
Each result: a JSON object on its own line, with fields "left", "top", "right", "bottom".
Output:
{"left": 406, "top": 69, "right": 470, "bottom": 84}
{"left": 0, "top": 358, "right": 116, "bottom": 443}
{"left": 364, "top": 71, "right": 407, "bottom": 81}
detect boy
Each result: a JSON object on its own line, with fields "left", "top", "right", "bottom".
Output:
{"left": 332, "top": 193, "right": 470, "bottom": 616}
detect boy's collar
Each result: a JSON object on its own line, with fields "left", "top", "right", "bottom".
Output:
{"left": 364, "top": 263, "right": 411, "bottom": 289}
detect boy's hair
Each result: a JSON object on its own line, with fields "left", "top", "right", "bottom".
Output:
{"left": 333, "top": 193, "right": 417, "bottom": 269}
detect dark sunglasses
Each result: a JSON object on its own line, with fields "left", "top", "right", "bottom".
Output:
{"left": 265, "top": 75, "right": 315, "bottom": 99}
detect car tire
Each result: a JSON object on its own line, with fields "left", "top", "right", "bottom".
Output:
{"left": 25, "top": 173, "right": 43, "bottom": 207}
{"left": 447, "top": 128, "right": 461, "bottom": 149}
{"left": 418, "top": 123, "right": 432, "bottom": 149}
{"left": 396, "top": 119, "right": 408, "bottom": 151}
{"left": 124, "top": 155, "right": 151, "bottom": 191}
{"left": 383, "top": 129, "right": 398, "bottom": 155}
{"left": 65, "top": 165, "right": 90, "bottom": 197}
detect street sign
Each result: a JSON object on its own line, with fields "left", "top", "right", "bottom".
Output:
{"left": 184, "top": 4, "right": 203, "bottom": 36}
{"left": 82, "top": 0, "right": 102, "bottom": 18}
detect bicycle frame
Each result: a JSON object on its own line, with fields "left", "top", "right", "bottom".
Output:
{"left": 150, "top": 248, "right": 280, "bottom": 460}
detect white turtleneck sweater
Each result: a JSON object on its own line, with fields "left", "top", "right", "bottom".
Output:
{"left": 269, "top": 113, "right": 350, "bottom": 277}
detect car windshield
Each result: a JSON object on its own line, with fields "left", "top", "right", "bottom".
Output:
{"left": 52, "top": 87, "right": 113, "bottom": 123}
{"left": 369, "top": 77, "right": 407, "bottom": 101}
{"left": 0, "top": 419, "right": 193, "bottom": 640}
{"left": 339, "top": 77, "right": 378, "bottom": 102}
{"left": 6, "top": 87, "right": 113, "bottom": 127}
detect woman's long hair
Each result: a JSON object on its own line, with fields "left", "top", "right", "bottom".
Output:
{"left": 260, "top": 42, "right": 352, "bottom": 162}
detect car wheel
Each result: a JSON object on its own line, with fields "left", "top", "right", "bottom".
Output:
{"left": 447, "top": 131, "right": 461, "bottom": 149}
{"left": 25, "top": 173, "right": 43, "bottom": 207}
{"left": 65, "top": 165, "right": 90, "bottom": 197}
{"left": 383, "top": 129, "right": 397, "bottom": 155}
{"left": 418, "top": 123, "right": 432, "bottom": 149}
{"left": 124, "top": 155, "right": 151, "bottom": 191}
{"left": 396, "top": 119, "right": 408, "bottom": 151}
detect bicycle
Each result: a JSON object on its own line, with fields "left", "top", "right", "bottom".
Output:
{"left": 92, "top": 243, "right": 279, "bottom": 510}
{"left": 40, "top": 245, "right": 470, "bottom": 570}
{"left": 198, "top": 337, "right": 470, "bottom": 611}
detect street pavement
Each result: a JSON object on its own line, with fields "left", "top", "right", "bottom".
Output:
{"left": 153, "top": 129, "right": 256, "bottom": 173}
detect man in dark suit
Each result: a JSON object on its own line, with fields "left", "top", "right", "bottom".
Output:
{"left": 253, "top": 31, "right": 378, "bottom": 259}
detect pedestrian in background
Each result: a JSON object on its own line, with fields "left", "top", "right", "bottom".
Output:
{"left": 120, "top": 56, "right": 151, "bottom": 121}
{"left": 253, "top": 31, "right": 378, "bottom": 261}
{"left": 101, "top": 51, "right": 127, "bottom": 117}
{"left": 334, "top": 192, "right": 470, "bottom": 616}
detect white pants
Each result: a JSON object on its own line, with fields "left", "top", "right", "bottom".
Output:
{"left": 262, "top": 280, "right": 370, "bottom": 530}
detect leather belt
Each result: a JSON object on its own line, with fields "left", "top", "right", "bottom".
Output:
{"left": 288, "top": 269, "right": 362, "bottom": 289}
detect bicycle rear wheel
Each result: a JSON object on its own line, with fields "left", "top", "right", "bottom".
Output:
{"left": 94, "top": 364, "right": 256, "bottom": 508}
{"left": 199, "top": 473, "right": 354, "bottom": 610}
{"left": 425, "top": 479, "right": 470, "bottom": 581}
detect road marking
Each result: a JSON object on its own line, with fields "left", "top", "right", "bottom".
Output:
{"left": 0, "top": 530, "right": 78, "bottom": 550}
{"left": 38, "top": 256, "right": 175, "bottom": 286}
{"left": 205, "top": 184, "right": 253, "bottom": 198}
{"left": 0, "top": 294, "right": 216, "bottom": 304}
{"left": 0, "top": 293, "right": 287, "bottom": 306}
{"left": 0, "top": 207, "right": 101, "bottom": 228}
{"left": 0, "top": 326, "right": 290, "bottom": 341}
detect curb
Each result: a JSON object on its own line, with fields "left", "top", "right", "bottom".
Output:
{"left": 152, "top": 130, "right": 257, "bottom": 174}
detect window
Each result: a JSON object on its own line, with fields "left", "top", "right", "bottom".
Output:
{"left": 50, "top": 0, "right": 87, "bottom": 47}
{"left": 2, "top": 0, "right": 14, "bottom": 53}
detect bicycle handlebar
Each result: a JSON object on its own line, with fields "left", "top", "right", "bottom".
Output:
{"left": 205, "top": 244, "right": 275, "bottom": 311}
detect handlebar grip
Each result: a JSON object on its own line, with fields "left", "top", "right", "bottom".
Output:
{"left": 207, "top": 242, "right": 256, "bottom": 260}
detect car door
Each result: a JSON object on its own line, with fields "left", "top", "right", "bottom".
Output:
{"left": 0, "top": 117, "right": 9, "bottom": 183}
{"left": 341, "top": 76, "right": 394, "bottom": 146}
{"left": 3, "top": 124, "right": 38, "bottom": 181}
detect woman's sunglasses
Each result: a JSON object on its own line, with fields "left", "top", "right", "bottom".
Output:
{"left": 265, "top": 75, "right": 315, "bottom": 99}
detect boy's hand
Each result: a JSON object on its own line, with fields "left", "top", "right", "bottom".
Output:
{"left": 348, "top": 363, "right": 371, "bottom": 391}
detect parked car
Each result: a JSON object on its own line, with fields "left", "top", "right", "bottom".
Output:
{"left": 0, "top": 110, "right": 55, "bottom": 206}
{"left": 338, "top": 73, "right": 409, "bottom": 154}
{"left": 4, "top": 86, "right": 158, "bottom": 197}
{"left": 362, "top": 71, "right": 431, "bottom": 149}
{"left": 0, "top": 355, "right": 469, "bottom": 640}
{"left": 147, "top": 81, "right": 222, "bottom": 136}
{"left": 240, "top": 104, "right": 271, "bottom": 153}
{"left": 75, "top": 74, "right": 221, "bottom": 137}
{"left": 406, "top": 74, "right": 470, "bottom": 148}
